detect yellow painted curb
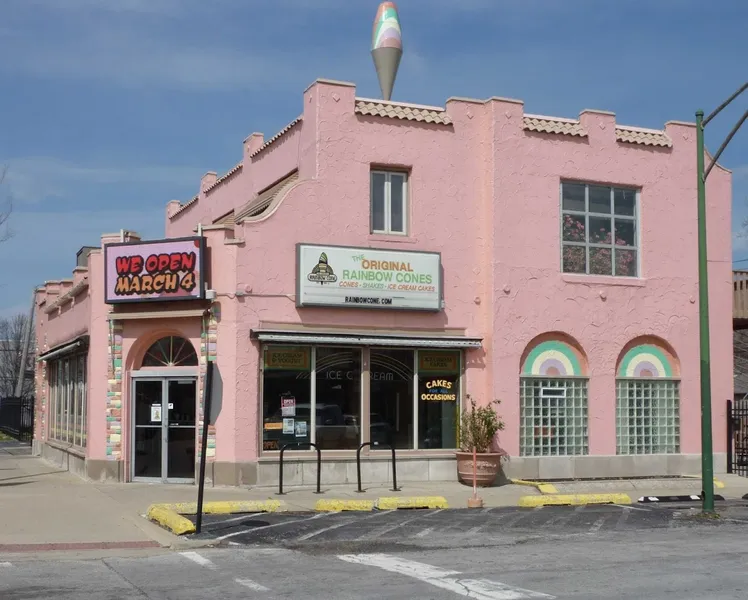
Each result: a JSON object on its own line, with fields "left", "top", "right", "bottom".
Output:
{"left": 682, "top": 475, "right": 725, "bottom": 489}
{"left": 146, "top": 500, "right": 285, "bottom": 535}
{"left": 315, "top": 499, "right": 375, "bottom": 512}
{"left": 147, "top": 505, "right": 195, "bottom": 536}
{"left": 375, "top": 496, "right": 449, "bottom": 510}
{"left": 168, "top": 500, "right": 285, "bottom": 515}
{"left": 511, "top": 479, "right": 559, "bottom": 494}
{"left": 517, "top": 493, "right": 632, "bottom": 508}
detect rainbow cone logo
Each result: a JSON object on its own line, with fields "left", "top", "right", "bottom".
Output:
{"left": 371, "top": 2, "right": 402, "bottom": 101}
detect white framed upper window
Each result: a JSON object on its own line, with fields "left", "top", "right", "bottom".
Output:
{"left": 561, "top": 182, "right": 639, "bottom": 277}
{"left": 371, "top": 170, "right": 408, "bottom": 235}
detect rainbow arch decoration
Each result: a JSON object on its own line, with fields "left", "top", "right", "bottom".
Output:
{"left": 618, "top": 344, "right": 674, "bottom": 378}
{"left": 522, "top": 340, "right": 585, "bottom": 377}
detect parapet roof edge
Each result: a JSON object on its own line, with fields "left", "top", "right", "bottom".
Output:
{"left": 304, "top": 78, "right": 357, "bottom": 93}
{"left": 355, "top": 97, "right": 447, "bottom": 112}
{"left": 580, "top": 108, "right": 616, "bottom": 117}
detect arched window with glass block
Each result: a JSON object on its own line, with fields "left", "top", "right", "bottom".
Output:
{"left": 616, "top": 339, "right": 680, "bottom": 455}
{"left": 520, "top": 335, "right": 589, "bottom": 456}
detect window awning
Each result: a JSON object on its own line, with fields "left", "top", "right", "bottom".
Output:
{"left": 251, "top": 329, "right": 482, "bottom": 349}
{"left": 37, "top": 335, "right": 90, "bottom": 362}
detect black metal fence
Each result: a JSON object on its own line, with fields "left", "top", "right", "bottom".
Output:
{"left": 0, "top": 396, "right": 34, "bottom": 443}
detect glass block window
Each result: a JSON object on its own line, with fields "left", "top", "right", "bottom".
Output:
{"left": 520, "top": 378, "right": 588, "bottom": 456}
{"left": 561, "top": 182, "right": 639, "bottom": 277}
{"left": 616, "top": 379, "right": 680, "bottom": 454}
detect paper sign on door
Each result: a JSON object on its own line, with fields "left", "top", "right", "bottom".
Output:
{"left": 151, "top": 404, "right": 162, "bottom": 422}
{"left": 281, "top": 395, "right": 296, "bottom": 417}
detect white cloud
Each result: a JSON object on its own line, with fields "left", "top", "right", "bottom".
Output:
{"left": 2, "top": 158, "right": 203, "bottom": 205}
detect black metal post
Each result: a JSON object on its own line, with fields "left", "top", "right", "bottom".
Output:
{"left": 356, "top": 441, "right": 400, "bottom": 493}
{"left": 390, "top": 445, "right": 399, "bottom": 492}
{"left": 727, "top": 399, "right": 734, "bottom": 475}
{"left": 195, "top": 361, "right": 214, "bottom": 535}
{"left": 278, "top": 442, "right": 321, "bottom": 495}
{"left": 356, "top": 442, "right": 369, "bottom": 493}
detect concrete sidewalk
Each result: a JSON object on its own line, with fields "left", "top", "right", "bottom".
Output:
{"left": 3, "top": 442, "right": 748, "bottom": 555}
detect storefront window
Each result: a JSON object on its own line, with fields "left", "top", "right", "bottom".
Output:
{"left": 315, "top": 347, "right": 361, "bottom": 450}
{"left": 262, "top": 346, "right": 312, "bottom": 451}
{"left": 417, "top": 351, "right": 459, "bottom": 449}
{"left": 370, "top": 349, "right": 414, "bottom": 449}
{"left": 47, "top": 352, "right": 88, "bottom": 448}
{"left": 261, "top": 345, "right": 461, "bottom": 452}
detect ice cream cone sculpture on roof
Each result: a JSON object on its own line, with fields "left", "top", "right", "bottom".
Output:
{"left": 371, "top": 2, "right": 402, "bottom": 101}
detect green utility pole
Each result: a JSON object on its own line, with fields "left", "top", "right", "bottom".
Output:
{"left": 695, "top": 109, "right": 714, "bottom": 513}
{"left": 695, "top": 81, "right": 748, "bottom": 515}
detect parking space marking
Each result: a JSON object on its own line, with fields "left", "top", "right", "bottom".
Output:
{"left": 358, "top": 511, "right": 435, "bottom": 541}
{"left": 0, "top": 562, "right": 11, "bottom": 567}
{"left": 235, "top": 578, "right": 270, "bottom": 592}
{"left": 614, "top": 504, "right": 649, "bottom": 511}
{"left": 337, "top": 553, "right": 555, "bottom": 599}
{"left": 415, "top": 527, "right": 434, "bottom": 538}
{"left": 296, "top": 510, "right": 390, "bottom": 542}
{"left": 180, "top": 552, "right": 216, "bottom": 569}
{"left": 215, "top": 512, "right": 326, "bottom": 542}
{"left": 616, "top": 507, "right": 631, "bottom": 529}
{"left": 587, "top": 517, "right": 607, "bottom": 534}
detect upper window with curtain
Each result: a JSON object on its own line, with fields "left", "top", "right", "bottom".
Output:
{"left": 561, "top": 182, "right": 639, "bottom": 277}
{"left": 371, "top": 170, "right": 408, "bottom": 235}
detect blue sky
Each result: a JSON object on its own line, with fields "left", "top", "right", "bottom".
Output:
{"left": 0, "top": 0, "right": 746, "bottom": 317}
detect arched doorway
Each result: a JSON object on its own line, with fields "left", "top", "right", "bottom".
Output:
{"left": 131, "top": 335, "right": 199, "bottom": 483}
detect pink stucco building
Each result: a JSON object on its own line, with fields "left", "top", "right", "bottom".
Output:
{"left": 32, "top": 79, "right": 733, "bottom": 486}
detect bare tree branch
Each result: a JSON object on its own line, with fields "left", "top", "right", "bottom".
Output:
{"left": 0, "top": 314, "right": 35, "bottom": 399}
{"left": 0, "top": 166, "right": 12, "bottom": 244}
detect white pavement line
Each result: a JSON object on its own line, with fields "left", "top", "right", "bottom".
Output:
{"left": 587, "top": 517, "right": 606, "bottom": 534}
{"left": 613, "top": 504, "right": 650, "bottom": 511}
{"left": 215, "top": 513, "right": 260, "bottom": 525}
{"left": 215, "top": 512, "right": 326, "bottom": 542}
{"left": 616, "top": 508, "right": 631, "bottom": 529}
{"left": 179, "top": 552, "right": 217, "bottom": 570}
{"left": 359, "top": 513, "right": 427, "bottom": 541}
{"left": 235, "top": 578, "right": 270, "bottom": 592}
{"left": 0, "top": 562, "right": 12, "bottom": 567}
{"left": 337, "top": 554, "right": 555, "bottom": 600}
{"left": 415, "top": 527, "right": 434, "bottom": 538}
{"left": 481, "top": 507, "right": 495, "bottom": 514}
{"left": 296, "top": 511, "right": 389, "bottom": 542}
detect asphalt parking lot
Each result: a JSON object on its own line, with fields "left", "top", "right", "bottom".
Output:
{"left": 187, "top": 500, "right": 748, "bottom": 551}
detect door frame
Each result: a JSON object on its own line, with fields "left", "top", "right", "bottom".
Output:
{"left": 130, "top": 369, "right": 199, "bottom": 484}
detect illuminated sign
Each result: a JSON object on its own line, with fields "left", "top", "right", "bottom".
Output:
{"left": 104, "top": 237, "right": 205, "bottom": 304}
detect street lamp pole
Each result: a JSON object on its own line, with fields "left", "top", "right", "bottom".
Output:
{"left": 696, "top": 81, "right": 748, "bottom": 514}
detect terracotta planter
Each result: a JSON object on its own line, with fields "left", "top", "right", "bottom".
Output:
{"left": 455, "top": 451, "right": 503, "bottom": 487}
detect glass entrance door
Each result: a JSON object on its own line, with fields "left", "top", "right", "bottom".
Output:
{"left": 166, "top": 379, "right": 197, "bottom": 481}
{"left": 132, "top": 378, "right": 197, "bottom": 483}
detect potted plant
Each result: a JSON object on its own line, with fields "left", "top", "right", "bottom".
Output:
{"left": 456, "top": 395, "right": 506, "bottom": 487}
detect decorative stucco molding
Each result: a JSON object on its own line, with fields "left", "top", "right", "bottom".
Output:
{"left": 355, "top": 99, "right": 453, "bottom": 125}
{"left": 523, "top": 115, "right": 588, "bottom": 137}
{"left": 615, "top": 125, "right": 673, "bottom": 148}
